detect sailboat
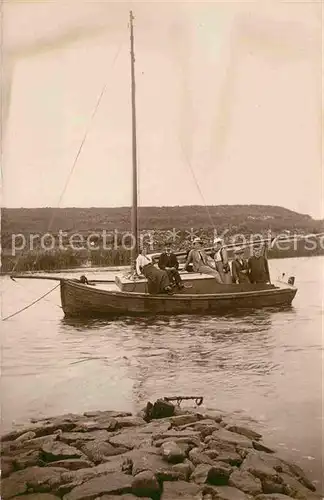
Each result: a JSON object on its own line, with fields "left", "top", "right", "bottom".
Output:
{"left": 58, "top": 11, "right": 297, "bottom": 317}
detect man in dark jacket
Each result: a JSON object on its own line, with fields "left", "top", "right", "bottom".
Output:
{"left": 158, "top": 243, "right": 184, "bottom": 289}
{"left": 231, "top": 247, "right": 249, "bottom": 283}
{"left": 248, "top": 247, "right": 270, "bottom": 284}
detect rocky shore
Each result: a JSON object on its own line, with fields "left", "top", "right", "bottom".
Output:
{"left": 1, "top": 399, "right": 321, "bottom": 500}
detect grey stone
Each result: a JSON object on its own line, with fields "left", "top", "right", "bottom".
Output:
{"left": 128, "top": 449, "right": 169, "bottom": 476}
{"left": 2, "top": 422, "right": 76, "bottom": 442}
{"left": 109, "top": 430, "right": 152, "bottom": 450}
{"left": 73, "top": 421, "right": 102, "bottom": 432}
{"left": 205, "top": 437, "right": 238, "bottom": 456}
{"left": 225, "top": 424, "right": 262, "bottom": 441}
{"left": 211, "top": 429, "right": 253, "bottom": 449}
{"left": 241, "top": 451, "right": 281, "bottom": 482}
{"left": 10, "top": 495, "right": 60, "bottom": 500}
{"left": 191, "top": 462, "right": 232, "bottom": 486}
{"left": 188, "top": 448, "right": 215, "bottom": 466}
{"left": 190, "top": 421, "right": 221, "bottom": 438}
{"left": 1, "top": 456, "right": 15, "bottom": 477}
{"left": 279, "top": 472, "right": 319, "bottom": 499}
{"left": 83, "top": 410, "right": 132, "bottom": 419}
{"left": 138, "top": 420, "right": 171, "bottom": 435}
{"left": 154, "top": 435, "right": 201, "bottom": 449}
{"left": 41, "top": 441, "right": 84, "bottom": 462}
{"left": 80, "top": 440, "right": 128, "bottom": 463}
{"left": 169, "top": 414, "right": 201, "bottom": 427}
{"left": 171, "top": 459, "right": 194, "bottom": 481}
{"left": 1, "top": 466, "right": 67, "bottom": 499}
{"left": 45, "top": 459, "right": 94, "bottom": 470}
{"left": 161, "top": 480, "right": 201, "bottom": 499}
{"left": 59, "top": 430, "right": 111, "bottom": 444}
{"left": 17, "top": 435, "right": 59, "bottom": 453}
{"left": 229, "top": 469, "right": 262, "bottom": 495}
{"left": 254, "top": 495, "right": 296, "bottom": 500}
{"left": 15, "top": 431, "right": 37, "bottom": 443}
{"left": 252, "top": 441, "right": 276, "bottom": 454}
{"left": 214, "top": 450, "right": 243, "bottom": 467}
{"left": 115, "top": 416, "right": 147, "bottom": 428}
{"left": 207, "top": 462, "right": 233, "bottom": 485}
{"left": 89, "top": 418, "right": 118, "bottom": 432}
{"left": 203, "top": 485, "right": 250, "bottom": 500}
{"left": 191, "top": 464, "right": 211, "bottom": 484}
{"left": 101, "top": 496, "right": 150, "bottom": 500}
{"left": 279, "top": 458, "right": 317, "bottom": 491}
{"left": 149, "top": 399, "right": 175, "bottom": 419}
{"left": 14, "top": 449, "right": 42, "bottom": 469}
{"left": 261, "top": 479, "right": 286, "bottom": 495}
{"left": 202, "top": 410, "right": 225, "bottom": 423}
{"left": 153, "top": 429, "right": 201, "bottom": 443}
{"left": 63, "top": 473, "right": 133, "bottom": 500}
{"left": 131, "top": 470, "right": 160, "bottom": 498}
{"left": 30, "top": 413, "right": 87, "bottom": 425}
{"left": 161, "top": 441, "right": 186, "bottom": 463}
{"left": 3, "top": 435, "right": 58, "bottom": 457}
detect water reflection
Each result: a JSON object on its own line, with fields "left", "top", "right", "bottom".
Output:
{"left": 59, "top": 309, "right": 280, "bottom": 416}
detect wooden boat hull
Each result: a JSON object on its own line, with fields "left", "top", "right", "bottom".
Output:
{"left": 60, "top": 279, "right": 297, "bottom": 318}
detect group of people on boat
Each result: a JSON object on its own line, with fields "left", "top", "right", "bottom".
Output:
{"left": 136, "top": 237, "right": 270, "bottom": 295}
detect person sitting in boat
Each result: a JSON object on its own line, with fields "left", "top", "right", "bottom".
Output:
{"left": 231, "top": 247, "right": 249, "bottom": 284}
{"left": 158, "top": 243, "right": 184, "bottom": 290}
{"left": 136, "top": 246, "right": 173, "bottom": 294}
{"left": 211, "top": 237, "right": 232, "bottom": 284}
{"left": 184, "top": 237, "right": 223, "bottom": 283}
{"left": 248, "top": 246, "right": 270, "bottom": 284}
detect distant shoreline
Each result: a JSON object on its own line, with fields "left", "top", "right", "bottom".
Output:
{"left": 1, "top": 247, "right": 323, "bottom": 275}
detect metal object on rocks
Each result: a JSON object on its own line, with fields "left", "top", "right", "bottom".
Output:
{"left": 164, "top": 396, "right": 204, "bottom": 407}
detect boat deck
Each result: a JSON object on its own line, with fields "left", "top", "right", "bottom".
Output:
{"left": 115, "top": 272, "right": 277, "bottom": 294}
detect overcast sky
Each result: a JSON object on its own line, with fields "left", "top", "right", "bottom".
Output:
{"left": 2, "top": 1, "right": 322, "bottom": 218}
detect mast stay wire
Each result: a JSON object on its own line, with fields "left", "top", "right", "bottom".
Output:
{"left": 2, "top": 283, "right": 60, "bottom": 321}
{"left": 178, "top": 136, "right": 216, "bottom": 233}
{"left": 47, "top": 39, "right": 125, "bottom": 232}
{"left": 11, "top": 39, "right": 124, "bottom": 274}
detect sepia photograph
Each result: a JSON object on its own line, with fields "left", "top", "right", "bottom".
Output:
{"left": 1, "top": 1, "right": 323, "bottom": 499}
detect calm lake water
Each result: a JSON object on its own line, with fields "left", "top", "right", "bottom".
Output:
{"left": 1, "top": 256, "right": 323, "bottom": 490}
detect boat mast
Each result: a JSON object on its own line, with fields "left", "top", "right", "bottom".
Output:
{"left": 130, "top": 10, "right": 139, "bottom": 269}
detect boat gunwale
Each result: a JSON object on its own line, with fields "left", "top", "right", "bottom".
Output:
{"left": 62, "top": 278, "right": 297, "bottom": 300}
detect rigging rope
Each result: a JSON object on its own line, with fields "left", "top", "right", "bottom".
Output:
{"left": 2, "top": 283, "right": 60, "bottom": 321}
{"left": 11, "top": 40, "right": 124, "bottom": 274}
{"left": 178, "top": 136, "right": 216, "bottom": 232}
{"left": 49, "top": 41, "right": 124, "bottom": 230}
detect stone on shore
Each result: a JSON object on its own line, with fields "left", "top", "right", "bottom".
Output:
{"left": 209, "top": 428, "right": 253, "bottom": 449}
{"left": 229, "top": 469, "right": 263, "bottom": 495}
{"left": 45, "top": 459, "right": 94, "bottom": 470}
{"left": 1, "top": 466, "right": 67, "bottom": 499}
{"left": 10, "top": 495, "right": 60, "bottom": 500}
{"left": 1, "top": 399, "right": 318, "bottom": 500}
{"left": 101, "top": 496, "right": 150, "bottom": 500}
{"left": 41, "top": 441, "right": 85, "bottom": 462}
{"left": 203, "top": 485, "right": 250, "bottom": 500}
{"left": 131, "top": 470, "right": 161, "bottom": 498}
{"left": 79, "top": 440, "right": 128, "bottom": 463}
{"left": 115, "top": 416, "right": 147, "bottom": 429}
{"left": 255, "top": 495, "right": 296, "bottom": 500}
{"left": 59, "top": 430, "right": 111, "bottom": 444}
{"left": 160, "top": 441, "right": 186, "bottom": 463}
{"left": 63, "top": 473, "right": 133, "bottom": 500}
{"left": 161, "top": 480, "right": 201, "bottom": 499}
{"left": 169, "top": 414, "right": 201, "bottom": 427}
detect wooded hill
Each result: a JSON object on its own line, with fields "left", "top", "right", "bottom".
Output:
{"left": 2, "top": 205, "right": 323, "bottom": 240}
